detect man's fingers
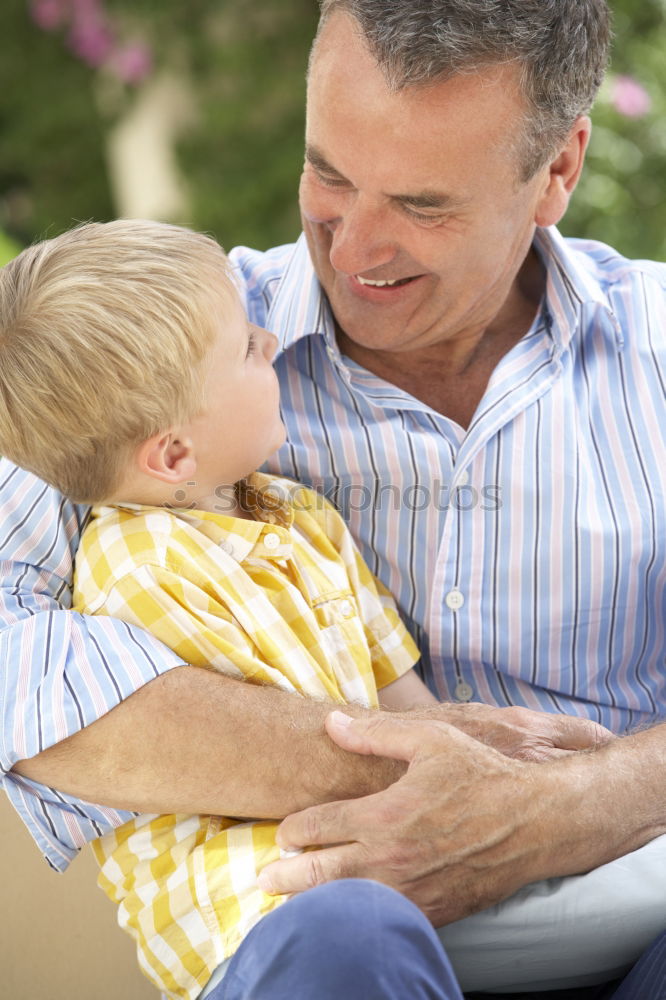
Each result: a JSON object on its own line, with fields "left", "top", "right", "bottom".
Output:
{"left": 275, "top": 791, "right": 383, "bottom": 852}
{"left": 552, "top": 716, "right": 614, "bottom": 751}
{"left": 257, "top": 843, "right": 363, "bottom": 896}
{"left": 325, "top": 708, "right": 457, "bottom": 761}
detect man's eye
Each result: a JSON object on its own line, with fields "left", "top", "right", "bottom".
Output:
{"left": 403, "top": 205, "right": 447, "bottom": 226}
{"left": 314, "top": 170, "right": 350, "bottom": 188}
{"left": 246, "top": 332, "right": 257, "bottom": 357}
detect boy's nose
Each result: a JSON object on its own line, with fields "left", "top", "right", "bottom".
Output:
{"left": 261, "top": 328, "right": 279, "bottom": 361}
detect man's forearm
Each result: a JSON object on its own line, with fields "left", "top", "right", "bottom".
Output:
{"left": 12, "top": 665, "right": 613, "bottom": 819}
{"left": 539, "top": 721, "right": 666, "bottom": 878}
{"left": 12, "top": 666, "right": 402, "bottom": 817}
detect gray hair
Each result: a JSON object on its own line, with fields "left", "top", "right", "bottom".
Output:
{"left": 316, "top": 0, "right": 612, "bottom": 180}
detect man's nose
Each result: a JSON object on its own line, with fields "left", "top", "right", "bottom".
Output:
{"left": 327, "top": 197, "right": 396, "bottom": 276}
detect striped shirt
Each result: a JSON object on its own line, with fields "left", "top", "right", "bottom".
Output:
{"left": 73, "top": 473, "right": 417, "bottom": 1000}
{"left": 231, "top": 225, "right": 666, "bottom": 733}
{"left": 1, "top": 224, "right": 664, "bottom": 874}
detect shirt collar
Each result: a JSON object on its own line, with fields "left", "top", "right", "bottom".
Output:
{"left": 267, "top": 234, "right": 336, "bottom": 355}
{"left": 267, "top": 226, "right": 624, "bottom": 365}
{"left": 112, "top": 472, "right": 295, "bottom": 564}
{"left": 534, "top": 226, "right": 623, "bottom": 355}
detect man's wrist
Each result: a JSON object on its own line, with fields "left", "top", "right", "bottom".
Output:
{"left": 529, "top": 727, "right": 666, "bottom": 878}
{"left": 309, "top": 703, "right": 406, "bottom": 802}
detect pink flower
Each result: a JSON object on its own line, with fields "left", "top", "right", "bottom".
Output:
{"left": 611, "top": 75, "right": 652, "bottom": 119}
{"left": 30, "top": 0, "right": 67, "bottom": 31}
{"left": 108, "top": 42, "right": 153, "bottom": 84}
{"left": 67, "top": 16, "right": 114, "bottom": 66}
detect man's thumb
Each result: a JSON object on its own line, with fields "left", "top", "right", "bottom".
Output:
{"left": 325, "top": 710, "right": 432, "bottom": 762}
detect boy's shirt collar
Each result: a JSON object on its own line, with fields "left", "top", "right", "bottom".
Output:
{"left": 107, "top": 473, "right": 296, "bottom": 564}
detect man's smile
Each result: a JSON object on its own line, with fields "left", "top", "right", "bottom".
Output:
{"left": 348, "top": 272, "right": 426, "bottom": 298}
{"left": 355, "top": 274, "right": 420, "bottom": 288}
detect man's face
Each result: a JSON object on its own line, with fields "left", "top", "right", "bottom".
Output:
{"left": 300, "top": 13, "right": 553, "bottom": 354}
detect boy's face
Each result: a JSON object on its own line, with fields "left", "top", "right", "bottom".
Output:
{"left": 186, "top": 291, "right": 286, "bottom": 498}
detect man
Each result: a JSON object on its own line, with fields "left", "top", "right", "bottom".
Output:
{"left": 2, "top": 1, "right": 665, "bottom": 998}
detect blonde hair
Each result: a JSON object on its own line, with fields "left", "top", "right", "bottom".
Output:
{"left": 0, "top": 220, "right": 236, "bottom": 502}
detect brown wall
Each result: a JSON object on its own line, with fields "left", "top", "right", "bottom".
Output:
{"left": 1, "top": 790, "right": 157, "bottom": 1000}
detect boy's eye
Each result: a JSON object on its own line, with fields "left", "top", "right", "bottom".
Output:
{"left": 246, "top": 332, "right": 257, "bottom": 357}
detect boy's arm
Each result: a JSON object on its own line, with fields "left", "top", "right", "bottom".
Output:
{"left": 379, "top": 668, "right": 439, "bottom": 710}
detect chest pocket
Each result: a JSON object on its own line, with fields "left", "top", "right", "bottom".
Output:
{"left": 311, "top": 592, "right": 378, "bottom": 707}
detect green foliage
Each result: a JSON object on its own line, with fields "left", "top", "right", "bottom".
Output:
{"left": 563, "top": 0, "right": 666, "bottom": 260}
{"left": 0, "top": 230, "right": 20, "bottom": 266}
{"left": 0, "top": 0, "right": 115, "bottom": 243}
{"left": 176, "top": 0, "right": 319, "bottom": 251}
{"left": 0, "top": 0, "right": 664, "bottom": 260}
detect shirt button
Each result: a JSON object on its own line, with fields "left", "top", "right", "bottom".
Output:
{"left": 454, "top": 682, "right": 474, "bottom": 702}
{"left": 264, "top": 532, "right": 281, "bottom": 550}
{"left": 340, "top": 599, "right": 354, "bottom": 618}
{"left": 219, "top": 540, "right": 234, "bottom": 556}
{"left": 445, "top": 589, "right": 465, "bottom": 611}
{"left": 456, "top": 469, "right": 469, "bottom": 487}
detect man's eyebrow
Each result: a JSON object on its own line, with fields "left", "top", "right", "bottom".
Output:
{"left": 305, "top": 144, "right": 468, "bottom": 211}
{"left": 305, "top": 145, "right": 347, "bottom": 179}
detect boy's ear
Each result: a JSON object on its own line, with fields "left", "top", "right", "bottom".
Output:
{"left": 136, "top": 430, "right": 197, "bottom": 484}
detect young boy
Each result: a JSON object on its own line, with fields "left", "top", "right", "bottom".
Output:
{"left": 0, "top": 219, "right": 436, "bottom": 1000}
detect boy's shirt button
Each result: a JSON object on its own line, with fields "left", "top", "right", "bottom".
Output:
{"left": 263, "top": 532, "right": 281, "bottom": 550}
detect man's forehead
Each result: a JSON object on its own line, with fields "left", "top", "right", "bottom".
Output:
{"left": 306, "top": 19, "right": 528, "bottom": 193}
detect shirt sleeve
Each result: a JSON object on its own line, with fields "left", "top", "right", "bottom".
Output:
{"left": 0, "top": 459, "right": 186, "bottom": 777}
{"left": 78, "top": 558, "right": 346, "bottom": 697}
{"left": 296, "top": 485, "right": 421, "bottom": 690}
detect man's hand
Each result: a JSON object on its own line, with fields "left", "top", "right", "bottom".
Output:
{"left": 257, "top": 710, "right": 636, "bottom": 926}
{"left": 430, "top": 702, "right": 613, "bottom": 761}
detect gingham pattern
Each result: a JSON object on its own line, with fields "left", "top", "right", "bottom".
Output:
{"left": 73, "top": 473, "right": 418, "bottom": 1000}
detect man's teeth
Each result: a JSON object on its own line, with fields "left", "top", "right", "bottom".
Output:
{"left": 356, "top": 275, "right": 405, "bottom": 287}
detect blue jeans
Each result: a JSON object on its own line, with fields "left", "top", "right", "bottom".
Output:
{"left": 205, "top": 879, "right": 666, "bottom": 1000}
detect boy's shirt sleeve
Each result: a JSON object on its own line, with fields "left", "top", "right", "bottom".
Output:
{"left": 292, "top": 485, "right": 421, "bottom": 690}
{"left": 75, "top": 558, "right": 304, "bottom": 694}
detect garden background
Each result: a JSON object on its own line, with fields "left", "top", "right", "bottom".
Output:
{"left": 0, "top": 0, "right": 665, "bottom": 267}
{"left": 0, "top": 2, "right": 664, "bottom": 998}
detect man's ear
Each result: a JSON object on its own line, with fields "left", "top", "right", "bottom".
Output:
{"left": 136, "top": 430, "right": 197, "bottom": 484}
{"left": 534, "top": 116, "right": 591, "bottom": 228}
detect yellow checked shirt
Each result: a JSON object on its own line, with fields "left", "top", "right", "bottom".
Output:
{"left": 72, "top": 474, "right": 419, "bottom": 1000}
